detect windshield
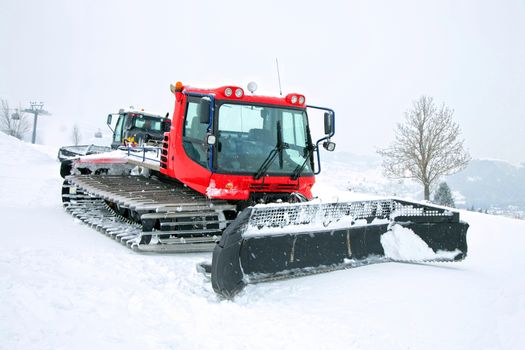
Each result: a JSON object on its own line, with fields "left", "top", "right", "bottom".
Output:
{"left": 216, "top": 103, "right": 313, "bottom": 176}
{"left": 126, "top": 114, "right": 163, "bottom": 132}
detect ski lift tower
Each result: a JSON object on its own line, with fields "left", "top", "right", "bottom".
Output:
{"left": 23, "top": 101, "right": 50, "bottom": 144}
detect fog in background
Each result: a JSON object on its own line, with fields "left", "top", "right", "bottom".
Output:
{"left": 1, "top": 0, "right": 524, "bottom": 163}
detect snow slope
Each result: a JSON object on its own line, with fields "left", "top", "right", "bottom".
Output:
{"left": 1, "top": 132, "right": 524, "bottom": 350}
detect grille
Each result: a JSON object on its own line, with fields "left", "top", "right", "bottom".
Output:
{"left": 248, "top": 199, "right": 455, "bottom": 230}
{"left": 249, "top": 183, "right": 298, "bottom": 191}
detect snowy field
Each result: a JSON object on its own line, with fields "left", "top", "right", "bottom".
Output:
{"left": 1, "top": 132, "right": 524, "bottom": 350}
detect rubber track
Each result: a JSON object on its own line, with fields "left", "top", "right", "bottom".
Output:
{"left": 64, "top": 198, "right": 144, "bottom": 249}
{"left": 63, "top": 175, "right": 236, "bottom": 253}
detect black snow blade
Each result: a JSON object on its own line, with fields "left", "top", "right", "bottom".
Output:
{"left": 211, "top": 199, "right": 469, "bottom": 298}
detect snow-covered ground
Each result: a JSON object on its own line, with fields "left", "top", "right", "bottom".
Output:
{"left": 1, "top": 132, "right": 524, "bottom": 350}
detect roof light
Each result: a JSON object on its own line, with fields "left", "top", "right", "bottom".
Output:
{"left": 235, "top": 88, "right": 244, "bottom": 98}
{"left": 225, "top": 87, "right": 233, "bottom": 97}
{"left": 170, "top": 81, "right": 183, "bottom": 93}
{"left": 285, "top": 93, "right": 306, "bottom": 106}
{"left": 247, "top": 81, "right": 258, "bottom": 94}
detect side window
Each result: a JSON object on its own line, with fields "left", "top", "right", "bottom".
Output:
{"left": 135, "top": 118, "right": 145, "bottom": 128}
{"left": 183, "top": 101, "right": 209, "bottom": 167}
{"left": 281, "top": 111, "right": 306, "bottom": 147}
{"left": 281, "top": 111, "right": 308, "bottom": 169}
{"left": 184, "top": 102, "right": 208, "bottom": 140}
{"left": 281, "top": 111, "right": 296, "bottom": 145}
{"left": 294, "top": 113, "right": 307, "bottom": 147}
{"left": 151, "top": 120, "right": 161, "bottom": 131}
{"left": 113, "top": 115, "right": 125, "bottom": 142}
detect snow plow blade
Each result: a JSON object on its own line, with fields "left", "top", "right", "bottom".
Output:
{"left": 211, "top": 199, "right": 469, "bottom": 298}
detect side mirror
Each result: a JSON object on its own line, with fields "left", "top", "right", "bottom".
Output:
{"left": 323, "top": 140, "right": 336, "bottom": 152}
{"left": 199, "top": 98, "right": 211, "bottom": 124}
{"left": 107, "top": 114, "right": 112, "bottom": 125}
{"left": 324, "top": 112, "right": 334, "bottom": 135}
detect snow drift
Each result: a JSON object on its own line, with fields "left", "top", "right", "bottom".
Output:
{"left": 1, "top": 132, "right": 525, "bottom": 350}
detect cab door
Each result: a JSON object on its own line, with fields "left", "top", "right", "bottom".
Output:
{"left": 111, "top": 114, "right": 126, "bottom": 149}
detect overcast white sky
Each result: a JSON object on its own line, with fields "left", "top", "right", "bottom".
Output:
{"left": 1, "top": 0, "right": 524, "bottom": 163}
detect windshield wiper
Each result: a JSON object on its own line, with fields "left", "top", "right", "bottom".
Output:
{"left": 254, "top": 121, "right": 288, "bottom": 180}
{"left": 291, "top": 144, "right": 315, "bottom": 180}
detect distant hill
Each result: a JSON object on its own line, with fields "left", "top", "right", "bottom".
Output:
{"left": 320, "top": 151, "right": 525, "bottom": 211}
{"left": 446, "top": 159, "right": 525, "bottom": 209}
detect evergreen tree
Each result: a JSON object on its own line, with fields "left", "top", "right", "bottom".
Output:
{"left": 433, "top": 182, "right": 455, "bottom": 207}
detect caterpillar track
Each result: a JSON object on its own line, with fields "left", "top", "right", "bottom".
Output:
{"left": 62, "top": 174, "right": 237, "bottom": 253}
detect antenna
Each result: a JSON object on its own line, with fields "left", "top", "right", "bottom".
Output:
{"left": 276, "top": 58, "right": 283, "bottom": 96}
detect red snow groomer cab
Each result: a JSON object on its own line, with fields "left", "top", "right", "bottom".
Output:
{"left": 63, "top": 81, "right": 337, "bottom": 253}
{"left": 160, "top": 82, "right": 335, "bottom": 204}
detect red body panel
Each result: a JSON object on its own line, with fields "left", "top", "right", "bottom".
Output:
{"left": 76, "top": 157, "right": 128, "bottom": 164}
{"left": 159, "top": 84, "right": 315, "bottom": 201}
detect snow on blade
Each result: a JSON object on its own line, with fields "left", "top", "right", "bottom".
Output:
{"left": 243, "top": 201, "right": 391, "bottom": 238}
{"left": 381, "top": 224, "right": 461, "bottom": 261}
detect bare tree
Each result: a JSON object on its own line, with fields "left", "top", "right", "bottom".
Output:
{"left": 72, "top": 124, "right": 81, "bottom": 145}
{"left": 378, "top": 96, "right": 470, "bottom": 200}
{"left": 1, "top": 99, "right": 31, "bottom": 140}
